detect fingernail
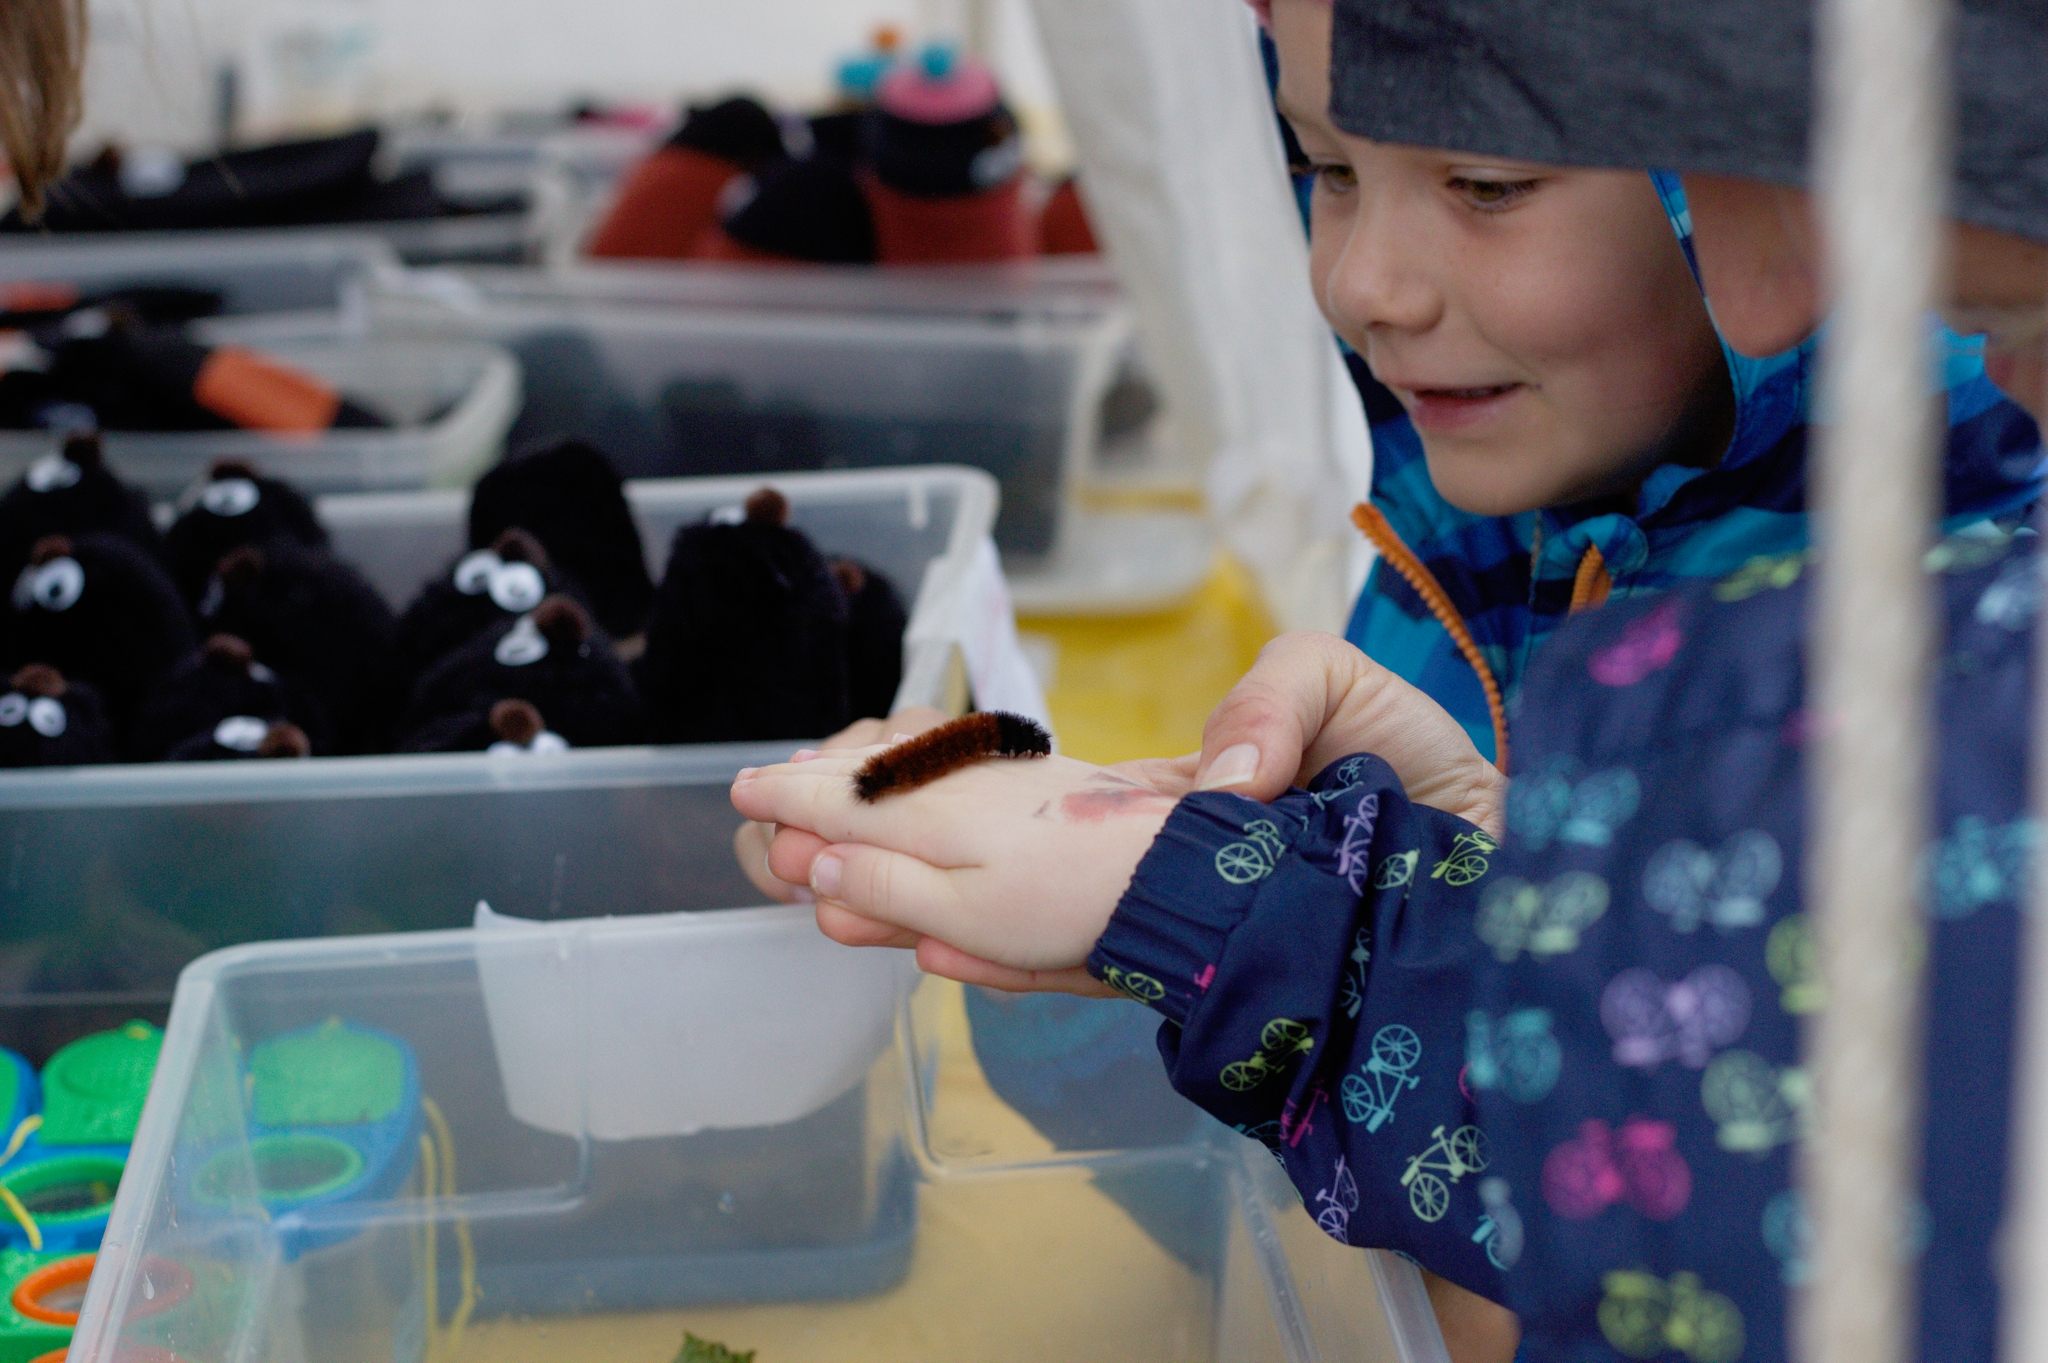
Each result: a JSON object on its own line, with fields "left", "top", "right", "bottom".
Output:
{"left": 736, "top": 767, "right": 758, "bottom": 780}
{"left": 889, "top": 732, "right": 912, "bottom": 743}
{"left": 791, "top": 749, "right": 819, "bottom": 763}
{"left": 789, "top": 887, "right": 815, "bottom": 904}
{"left": 812, "top": 854, "right": 843, "bottom": 898}
{"left": 1198, "top": 744, "right": 1261, "bottom": 791}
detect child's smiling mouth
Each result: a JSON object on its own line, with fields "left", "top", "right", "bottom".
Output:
{"left": 1391, "top": 382, "right": 1529, "bottom": 434}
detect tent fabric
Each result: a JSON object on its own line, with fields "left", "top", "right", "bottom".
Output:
{"left": 1326, "top": 0, "right": 2048, "bottom": 245}
{"left": 1022, "top": 0, "right": 1374, "bottom": 630}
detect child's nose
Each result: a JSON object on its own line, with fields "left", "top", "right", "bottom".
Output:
{"left": 1320, "top": 203, "right": 1444, "bottom": 338}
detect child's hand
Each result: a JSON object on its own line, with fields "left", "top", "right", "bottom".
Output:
{"left": 1192, "top": 631, "right": 1506, "bottom": 836}
{"left": 731, "top": 749, "right": 1179, "bottom": 976}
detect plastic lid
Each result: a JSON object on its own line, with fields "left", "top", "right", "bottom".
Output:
{"left": 38, "top": 1024, "right": 161, "bottom": 1148}
{"left": 249, "top": 1021, "right": 402, "bottom": 1128}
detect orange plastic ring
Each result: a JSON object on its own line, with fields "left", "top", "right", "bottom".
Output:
{"left": 13, "top": 1253, "right": 96, "bottom": 1325}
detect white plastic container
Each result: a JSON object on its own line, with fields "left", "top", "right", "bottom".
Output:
{"left": 0, "top": 230, "right": 397, "bottom": 333}
{"left": 0, "top": 467, "right": 997, "bottom": 1064}
{"left": 70, "top": 930, "right": 1450, "bottom": 1363}
{"left": 369, "top": 270, "right": 1132, "bottom": 560}
{"left": 0, "top": 335, "right": 520, "bottom": 497}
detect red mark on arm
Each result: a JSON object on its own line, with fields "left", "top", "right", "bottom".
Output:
{"left": 1059, "top": 787, "right": 1176, "bottom": 823}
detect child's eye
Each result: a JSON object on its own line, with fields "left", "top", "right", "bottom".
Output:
{"left": 1288, "top": 157, "right": 1359, "bottom": 196}
{"left": 1449, "top": 176, "right": 1539, "bottom": 212}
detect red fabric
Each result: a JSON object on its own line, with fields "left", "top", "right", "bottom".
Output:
{"left": 1038, "top": 179, "right": 1099, "bottom": 256}
{"left": 866, "top": 175, "right": 1038, "bottom": 265}
{"left": 584, "top": 147, "right": 742, "bottom": 260}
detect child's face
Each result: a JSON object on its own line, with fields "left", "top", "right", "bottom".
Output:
{"left": 1272, "top": 0, "right": 1732, "bottom": 517}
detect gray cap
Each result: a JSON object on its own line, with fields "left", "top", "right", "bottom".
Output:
{"left": 1327, "top": 0, "right": 2048, "bottom": 242}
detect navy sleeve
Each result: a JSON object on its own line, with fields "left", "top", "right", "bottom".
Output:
{"left": 1086, "top": 753, "right": 1511, "bottom": 1303}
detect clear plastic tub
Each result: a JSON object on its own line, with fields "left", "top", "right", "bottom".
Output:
{"left": 70, "top": 927, "right": 1450, "bottom": 1363}
{"left": 0, "top": 230, "right": 398, "bottom": 332}
{"left": 0, "top": 467, "right": 997, "bottom": 1063}
{"left": 369, "top": 272, "right": 1133, "bottom": 558}
{"left": 0, "top": 335, "right": 521, "bottom": 498}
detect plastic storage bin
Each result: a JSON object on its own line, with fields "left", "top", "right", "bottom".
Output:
{"left": 370, "top": 272, "right": 1133, "bottom": 558}
{"left": 0, "top": 231, "right": 397, "bottom": 333}
{"left": 0, "top": 335, "right": 520, "bottom": 498}
{"left": 71, "top": 925, "right": 1450, "bottom": 1363}
{"left": 0, "top": 467, "right": 996, "bottom": 1063}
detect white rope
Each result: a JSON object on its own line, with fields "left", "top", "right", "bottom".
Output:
{"left": 1804, "top": 0, "right": 1949, "bottom": 1360}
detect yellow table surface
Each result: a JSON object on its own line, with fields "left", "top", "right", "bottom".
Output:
{"left": 1020, "top": 559, "right": 1275, "bottom": 766}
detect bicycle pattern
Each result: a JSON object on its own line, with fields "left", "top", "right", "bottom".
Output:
{"left": 1600, "top": 965, "right": 1751, "bottom": 1070}
{"left": 1543, "top": 1118, "right": 1691, "bottom": 1221}
{"left": 1587, "top": 600, "right": 1684, "bottom": 687}
{"left": 1340, "top": 1023, "right": 1422, "bottom": 1132}
{"left": 1401, "top": 1123, "right": 1488, "bottom": 1223}
{"left": 1335, "top": 792, "right": 1383, "bottom": 893}
{"left": 1463, "top": 1008, "right": 1562, "bottom": 1103}
{"left": 1216, "top": 819, "right": 1290, "bottom": 885}
{"left": 1643, "top": 830, "right": 1782, "bottom": 932}
{"left": 1430, "top": 829, "right": 1499, "bottom": 887}
{"left": 1766, "top": 915, "right": 1824, "bottom": 1014}
{"left": 1339, "top": 929, "right": 1372, "bottom": 1020}
{"left": 1974, "top": 550, "right": 2045, "bottom": 630}
{"left": 1761, "top": 1190, "right": 1810, "bottom": 1285}
{"left": 1373, "top": 849, "right": 1420, "bottom": 891}
{"left": 1100, "top": 966, "right": 1165, "bottom": 1005}
{"left": 1702, "top": 1050, "right": 1811, "bottom": 1155}
{"left": 1506, "top": 758, "right": 1642, "bottom": 850}
{"left": 1312, "top": 1156, "right": 1360, "bottom": 1242}
{"left": 1476, "top": 873, "right": 1610, "bottom": 963}
{"left": 1598, "top": 1270, "right": 1744, "bottom": 1363}
{"left": 1925, "top": 814, "right": 2038, "bottom": 921}
{"left": 1475, "top": 1178, "right": 1523, "bottom": 1271}
{"left": 1219, "top": 1018, "right": 1315, "bottom": 1093}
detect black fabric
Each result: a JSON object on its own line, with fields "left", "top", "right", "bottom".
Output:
{"left": 0, "top": 669, "right": 115, "bottom": 768}
{"left": 397, "top": 597, "right": 644, "bottom": 749}
{"left": 5, "top": 533, "right": 195, "bottom": 729}
{"left": 667, "top": 96, "right": 788, "bottom": 168}
{"left": 0, "top": 436, "right": 162, "bottom": 574}
{"left": 837, "top": 558, "right": 908, "bottom": 718}
{"left": 130, "top": 636, "right": 333, "bottom": 761}
{"left": 1327, "top": 0, "right": 2048, "bottom": 243}
{"left": 395, "top": 531, "right": 575, "bottom": 682}
{"left": 868, "top": 104, "right": 1023, "bottom": 197}
{"left": 721, "top": 159, "right": 879, "bottom": 264}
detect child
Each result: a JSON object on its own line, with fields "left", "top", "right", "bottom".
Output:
{"left": 1272, "top": 0, "right": 2040, "bottom": 769}
{"left": 735, "top": 5, "right": 2048, "bottom": 1363}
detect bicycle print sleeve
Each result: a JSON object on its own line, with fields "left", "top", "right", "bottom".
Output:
{"left": 1087, "top": 753, "right": 1511, "bottom": 1303}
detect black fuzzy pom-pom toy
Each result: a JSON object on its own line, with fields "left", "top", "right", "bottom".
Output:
{"left": 130, "top": 633, "right": 333, "bottom": 761}
{"left": 398, "top": 594, "right": 644, "bottom": 749}
{"left": 197, "top": 542, "right": 399, "bottom": 754}
{"left": 7, "top": 533, "right": 195, "bottom": 727}
{"left": 637, "top": 487, "right": 852, "bottom": 743}
{"left": 395, "top": 527, "right": 570, "bottom": 681}
{"left": 0, "top": 433, "right": 163, "bottom": 572}
{"left": 0, "top": 663, "right": 117, "bottom": 768}
{"left": 164, "top": 459, "right": 329, "bottom": 605}
{"left": 469, "top": 439, "right": 653, "bottom": 638}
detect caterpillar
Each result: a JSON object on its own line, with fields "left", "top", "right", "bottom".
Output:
{"left": 852, "top": 711, "right": 1052, "bottom": 802}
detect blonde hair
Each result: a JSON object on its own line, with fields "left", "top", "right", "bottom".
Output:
{"left": 0, "top": 0, "right": 85, "bottom": 218}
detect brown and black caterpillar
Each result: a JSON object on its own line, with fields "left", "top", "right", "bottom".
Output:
{"left": 852, "top": 711, "right": 1053, "bottom": 802}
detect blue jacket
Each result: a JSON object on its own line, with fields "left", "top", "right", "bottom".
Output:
{"left": 1089, "top": 525, "right": 2036, "bottom": 1361}
{"left": 1342, "top": 173, "right": 2044, "bottom": 765}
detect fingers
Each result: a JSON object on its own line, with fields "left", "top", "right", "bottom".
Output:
{"left": 1194, "top": 631, "right": 1348, "bottom": 798}
{"left": 767, "top": 825, "right": 832, "bottom": 887}
{"left": 808, "top": 843, "right": 965, "bottom": 940}
{"left": 730, "top": 749, "right": 879, "bottom": 840}
{"left": 734, "top": 820, "right": 807, "bottom": 903}
{"left": 814, "top": 899, "right": 919, "bottom": 950}
{"left": 914, "top": 939, "right": 1117, "bottom": 997}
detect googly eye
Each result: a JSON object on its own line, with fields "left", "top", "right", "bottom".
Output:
{"left": 249, "top": 661, "right": 277, "bottom": 684}
{"left": 26, "top": 697, "right": 66, "bottom": 739}
{"left": 529, "top": 730, "right": 570, "bottom": 755}
{"left": 0, "top": 694, "right": 25, "bottom": 727}
{"left": 200, "top": 478, "right": 261, "bottom": 519}
{"left": 494, "top": 617, "right": 549, "bottom": 668}
{"left": 25, "top": 453, "right": 83, "bottom": 493}
{"left": 969, "top": 138, "right": 1025, "bottom": 190}
{"left": 708, "top": 503, "right": 748, "bottom": 527}
{"left": 489, "top": 562, "right": 546, "bottom": 614}
{"left": 11, "top": 566, "right": 35, "bottom": 612}
{"left": 212, "top": 716, "right": 269, "bottom": 752}
{"left": 453, "top": 550, "right": 501, "bottom": 596}
{"left": 28, "top": 558, "right": 84, "bottom": 613}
